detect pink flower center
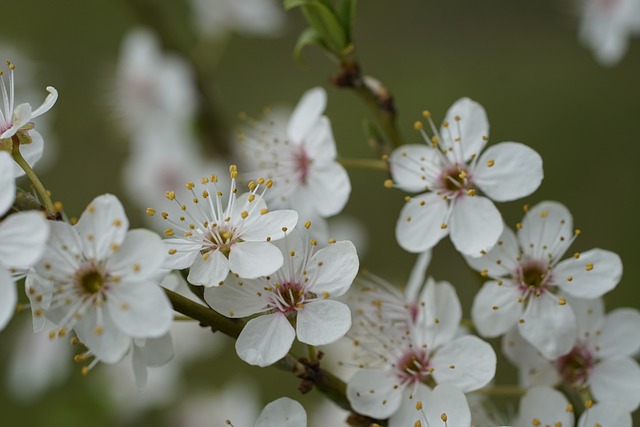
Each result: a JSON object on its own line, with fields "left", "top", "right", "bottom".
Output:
{"left": 269, "top": 282, "right": 310, "bottom": 316}
{"left": 395, "top": 348, "right": 431, "bottom": 384}
{"left": 294, "top": 147, "right": 310, "bottom": 184}
{"left": 555, "top": 342, "right": 595, "bottom": 388}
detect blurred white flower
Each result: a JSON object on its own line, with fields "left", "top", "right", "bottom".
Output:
{"left": 238, "top": 87, "right": 351, "bottom": 220}
{"left": 30, "top": 194, "right": 173, "bottom": 366}
{"left": 466, "top": 201, "right": 623, "bottom": 359}
{"left": 0, "top": 61, "right": 57, "bottom": 177}
{"left": 390, "top": 97, "right": 543, "bottom": 257}
{"left": 205, "top": 226, "right": 358, "bottom": 367}
{"left": 579, "top": 0, "right": 640, "bottom": 66}
{"left": 0, "top": 151, "right": 49, "bottom": 331}
{"left": 113, "top": 28, "right": 196, "bottom": 134}
{"left": 188, "top": 0, "right": 285, "bottom": 40}
{"left": 156, "top": 165, "right": 298, "bottom": 287}
{"left": 255, "top": 397, "right": 307, "bottom": 427}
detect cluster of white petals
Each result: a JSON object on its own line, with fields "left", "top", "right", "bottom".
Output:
{"left": 466, "top": 201, "right": 623, "bottom": 358}
{"left": 0, "top": 61, "right": 57, "bottom": 177}
{"left": 28, "top": 194, "right": 173, "bottom": 367}
{"left": 157, "top": 166, "right": 298, "bottom": 287}
{"left": 504, "top": 297, "right": 640, "bottom": 413}
{"left": 237, "top": 87, "right": 351, "bottom": 221}
{"left": 346, "top": 262, "right": 496, "bottom": 425}
{"left": 390, "top": 97, "right": 543, "bottom": 257}
{"left": 205, "top": 226, "right": 358, "bottom": 366}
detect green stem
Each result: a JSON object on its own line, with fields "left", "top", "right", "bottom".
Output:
{"left": 337, "top": 157, "right": 388, "bottom": 171}
{"left": 307, "top": 344, "right": 318, "bottom": 362}
{"left": 11, "top": 136, "right": 56, "bottom": 217}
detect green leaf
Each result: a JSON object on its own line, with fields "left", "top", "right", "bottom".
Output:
{"left": 300, "top": 2, "right": 347, "bottom": 53}
{"left": 336, "top": 0, "right": 357, "bottom": 40}
{"left": 283, "top": 0, "right": 311, "bottom": 11}
{"left": 293, "top": 27, "right": 327, "bottom": 65}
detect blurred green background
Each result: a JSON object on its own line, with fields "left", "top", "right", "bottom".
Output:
{"left": 1, "top": 0, "right": 639, "bottom": 425}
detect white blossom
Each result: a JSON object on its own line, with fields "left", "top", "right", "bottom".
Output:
{"left": 0, "top": 61, "right": 57, "bottom": 177}
{"left": 29, "top": 194, "right": 173, "bottom": 367}
{"left": 156, "top": 165, "right": 298, "bottom": 287}
{"left": 205, "top": 226, "right": 358, "bottom": 367}
{"left": 346, "top": 275, "right": 496, "bottom": 423}
{"left": 390, "top": 97, "right": 543, "bottom": 257}
{"left": 503, "top": 297, "right": 640, "bottom": 412}
{"left": 465, "top": 201, "right": 623, "bottom": 359}
{"left": 0, "top": 151, "right": 49, "bottom": 330}
{"left": 254, "top": 397, "right": 307, "bottom": 427}
{"left": 237, "top": 87, "right": 351, "bottom": 219}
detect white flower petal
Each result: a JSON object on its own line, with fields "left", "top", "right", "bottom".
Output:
{"left": 449, "top": 195, "right": 502, "bottom": 257}
{"left": 162, "top": 238, "right": 201, "bottom": 270}
{"left": 474, "top": 142, "right": 543, "bottom": 202}
{"left": 554, "top": 248, "right": 623, "bottom": 299}
{"left": 501, "top": 327, "right": 559, "bottom": 387}
{"left": 255, "top": 397, "right": 307, "bottom": 427}
{"left": 106, "top": 229, "right": 165, "bottom": 280}
{"left": 303, "top": 161, "right": 350, "bottom": 217}
{"left": 30, "top": 86, "right": 58, "bottom": 119}
{"left": 229, "top": 241, "right": 284, "bottom": 279}
{"left": 391, "top": 384, "right": 471, "bottom": 427}
{"left": 464, "top": 226, "right": 520, "bottom": 279}
{"left": 287, "top": 87, "right": 326, "bottom": 143}
{"left": 395, "top": 192, "right": 448, "bottom": 253}
{"left": 596, "top": 308, "right": 640, "bottom": 358}
{"left": 519, "top": 292, "right": 577, "bottom": 359}
{"left": 389, "top": 145, "right": 441, "bottom": 192}
{"left": 0, "top": 152, "right": 15, "bottom": 213}
{"left": 404, "top": 250, "right": 432, "bottom": 301}
{"left": 73, "top": 309, "right": 130, "bottom": 364}
{"left": 239, "top": 209, "right": 298, "bottom": 242}
{"left": 346, "top": 368, "right": 404, "bottom": 419}
{"left": 131, "top": 343, "right": 148, "bottom": 390}
{"left": 306, "top": 241, "right": 358, "bottom": 296}
{"left": 74, "top": 194, "right": 129, "bottom": 260}
{"left": 302, "top": 116, "right": 336, "bottom": 161}
{"left": 417, "top": 278, "right": 462, "bottom": 348}
{"left": 236, "top": 313, "right": 295, "bottom": 367}
{"left": 590, "top": 357, "right": 640, "bottom": 411}
{"left": 107, "top": 279, "right": 173, "bottom": 338}
{"left": 515, "top": 386, "right": 574, "bottom": 427}
{"left": 296, "top": 300, "right": 351, "bottom": 346}
{"left": 204, "top": 276, "right": 267, "bottom": 318}
{"left": 578, "top": 401, "right": 632, "bottom": 427}
{"left": 0, "top": 267, "right": 17, "bottom": 331}
{"left": 11, "top": 103, "right": 32, "bottom": 133}
{"left": 187, "top": 249, "right": 229, "bottom": 287}
{"left": 518, "top": 201, "right": 573, "bottom": 261}
{"left": 137, "top": 332, "right": 174, "bottom": 366}
{"left": 431, "top": 335, "right": 496, "bottom": 392}
{"left": 25, "top": 272, "right": 53, "bottom": 333}
{"left": 567, "top": 296, "right": 605, "bottom": 341}
{"left": 0, "top": 211, "right": 48, "bottom": 268}
{"left": 35, "top": 221, "right": 83, "bottom": 281}
{"left": 443, "top": 97, "right": 489, "bottom": 162}
{"left": 471, "top": 280, "right": 523, "bottom": 338}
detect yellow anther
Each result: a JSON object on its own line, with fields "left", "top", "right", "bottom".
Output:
{"left": 440, "top": 223, "right": 447, "bottom": 229}
{"left": 558, "top": 297, "right": 567, "bottom": 305}
{"left": 241, "top": 211, "right": 249, "bottom": 219}
{"left": 265, "top": 179, "right": 273, "bottom": 188}
{"left": 146, "top": 208, "right": 156, "bottom": 216}
{"left": 248, "top": 181, "right": 256, "bottom": 191}
{"left": 467, "top": 189, "right": 476, "bottom": 196}
{"left": 585, "top": 400, "right": 593, "bottom": 409}
{"left": 487, "top": 159, "right": 495, "bottom": 167}
{"left": 185, "top": 182, "right": 195, "bottom": 190}
{"left": 165, "top": 228, "right": 174, "bottom": 237}
{"left": 165, "top": 191, "right": 176, "bottom": 201}
{"left": 414, "top": 121, "right": 423, "bottom": 131}
{"left": 257, "top": 178, "right": 265, "bottom": 185}
{"left": 441, "top": 413, "right": 448, "bottom": 422}
{"left": 574, "top": 229, "right": 581, "bottom": 235}
{"left": 585, "top": 263, "right": 594, "bottom": 271}
{"left": 81, "top": 366, "right": 90, "bottom": 376}
{"left": 422, "top": 110, "right": 431, "bottom": 118}
{"left": 168, "top": 249, "right": 177, "bottom": 255}
{"left": 248, "top": 194, "right": 255, "bottom": 202}
{"left": 211, "top": 174, "right": 218, "bottom": 183}
{"left": 161, "top": 212, "right": 169, "bottom": 219}
{"left": 384, "top": 179, "right": 393, "bottom": 189}
{"left": 540, "top": 210, "right": 548, "bottom": 218}
{"left": 442, "top": 121, "right": 449, "bottom": 128}
{"left": 260, "top": 208, "right": 268, "bottom": 215}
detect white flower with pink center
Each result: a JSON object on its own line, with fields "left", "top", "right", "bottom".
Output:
{"left": 515, "top": 386, "right": 632, "bottom": 427}
{"left": 346, "top": 277, "right": 496, "bottom": 423}
{"left": 503, "top": 297, "right": 640, "bottom": 412}
{"left": 205, "top": 226, "right": 358, "bottom": 367}
{"left": 156, "top": 165, "right": 298, "bottom": 287}
{"left": 30, "top": 194, "right": 173, "bottom": 366}
{"left": 579, "top": 0, "right": 640, "bottom": 66}
{"left": 0, "top": 61, "right": 57, "bottom": 177}
{"left": 0, "top": 151, "right": 49, "bottom": 331}
{"left": 465, "top": 201, "right": 623, "bottom": 359}
{"left": 389, "top": 97, "right": 543, "bottom": 257}
{"left": 237, "top": 87, "right": 351, "bottom": 219}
